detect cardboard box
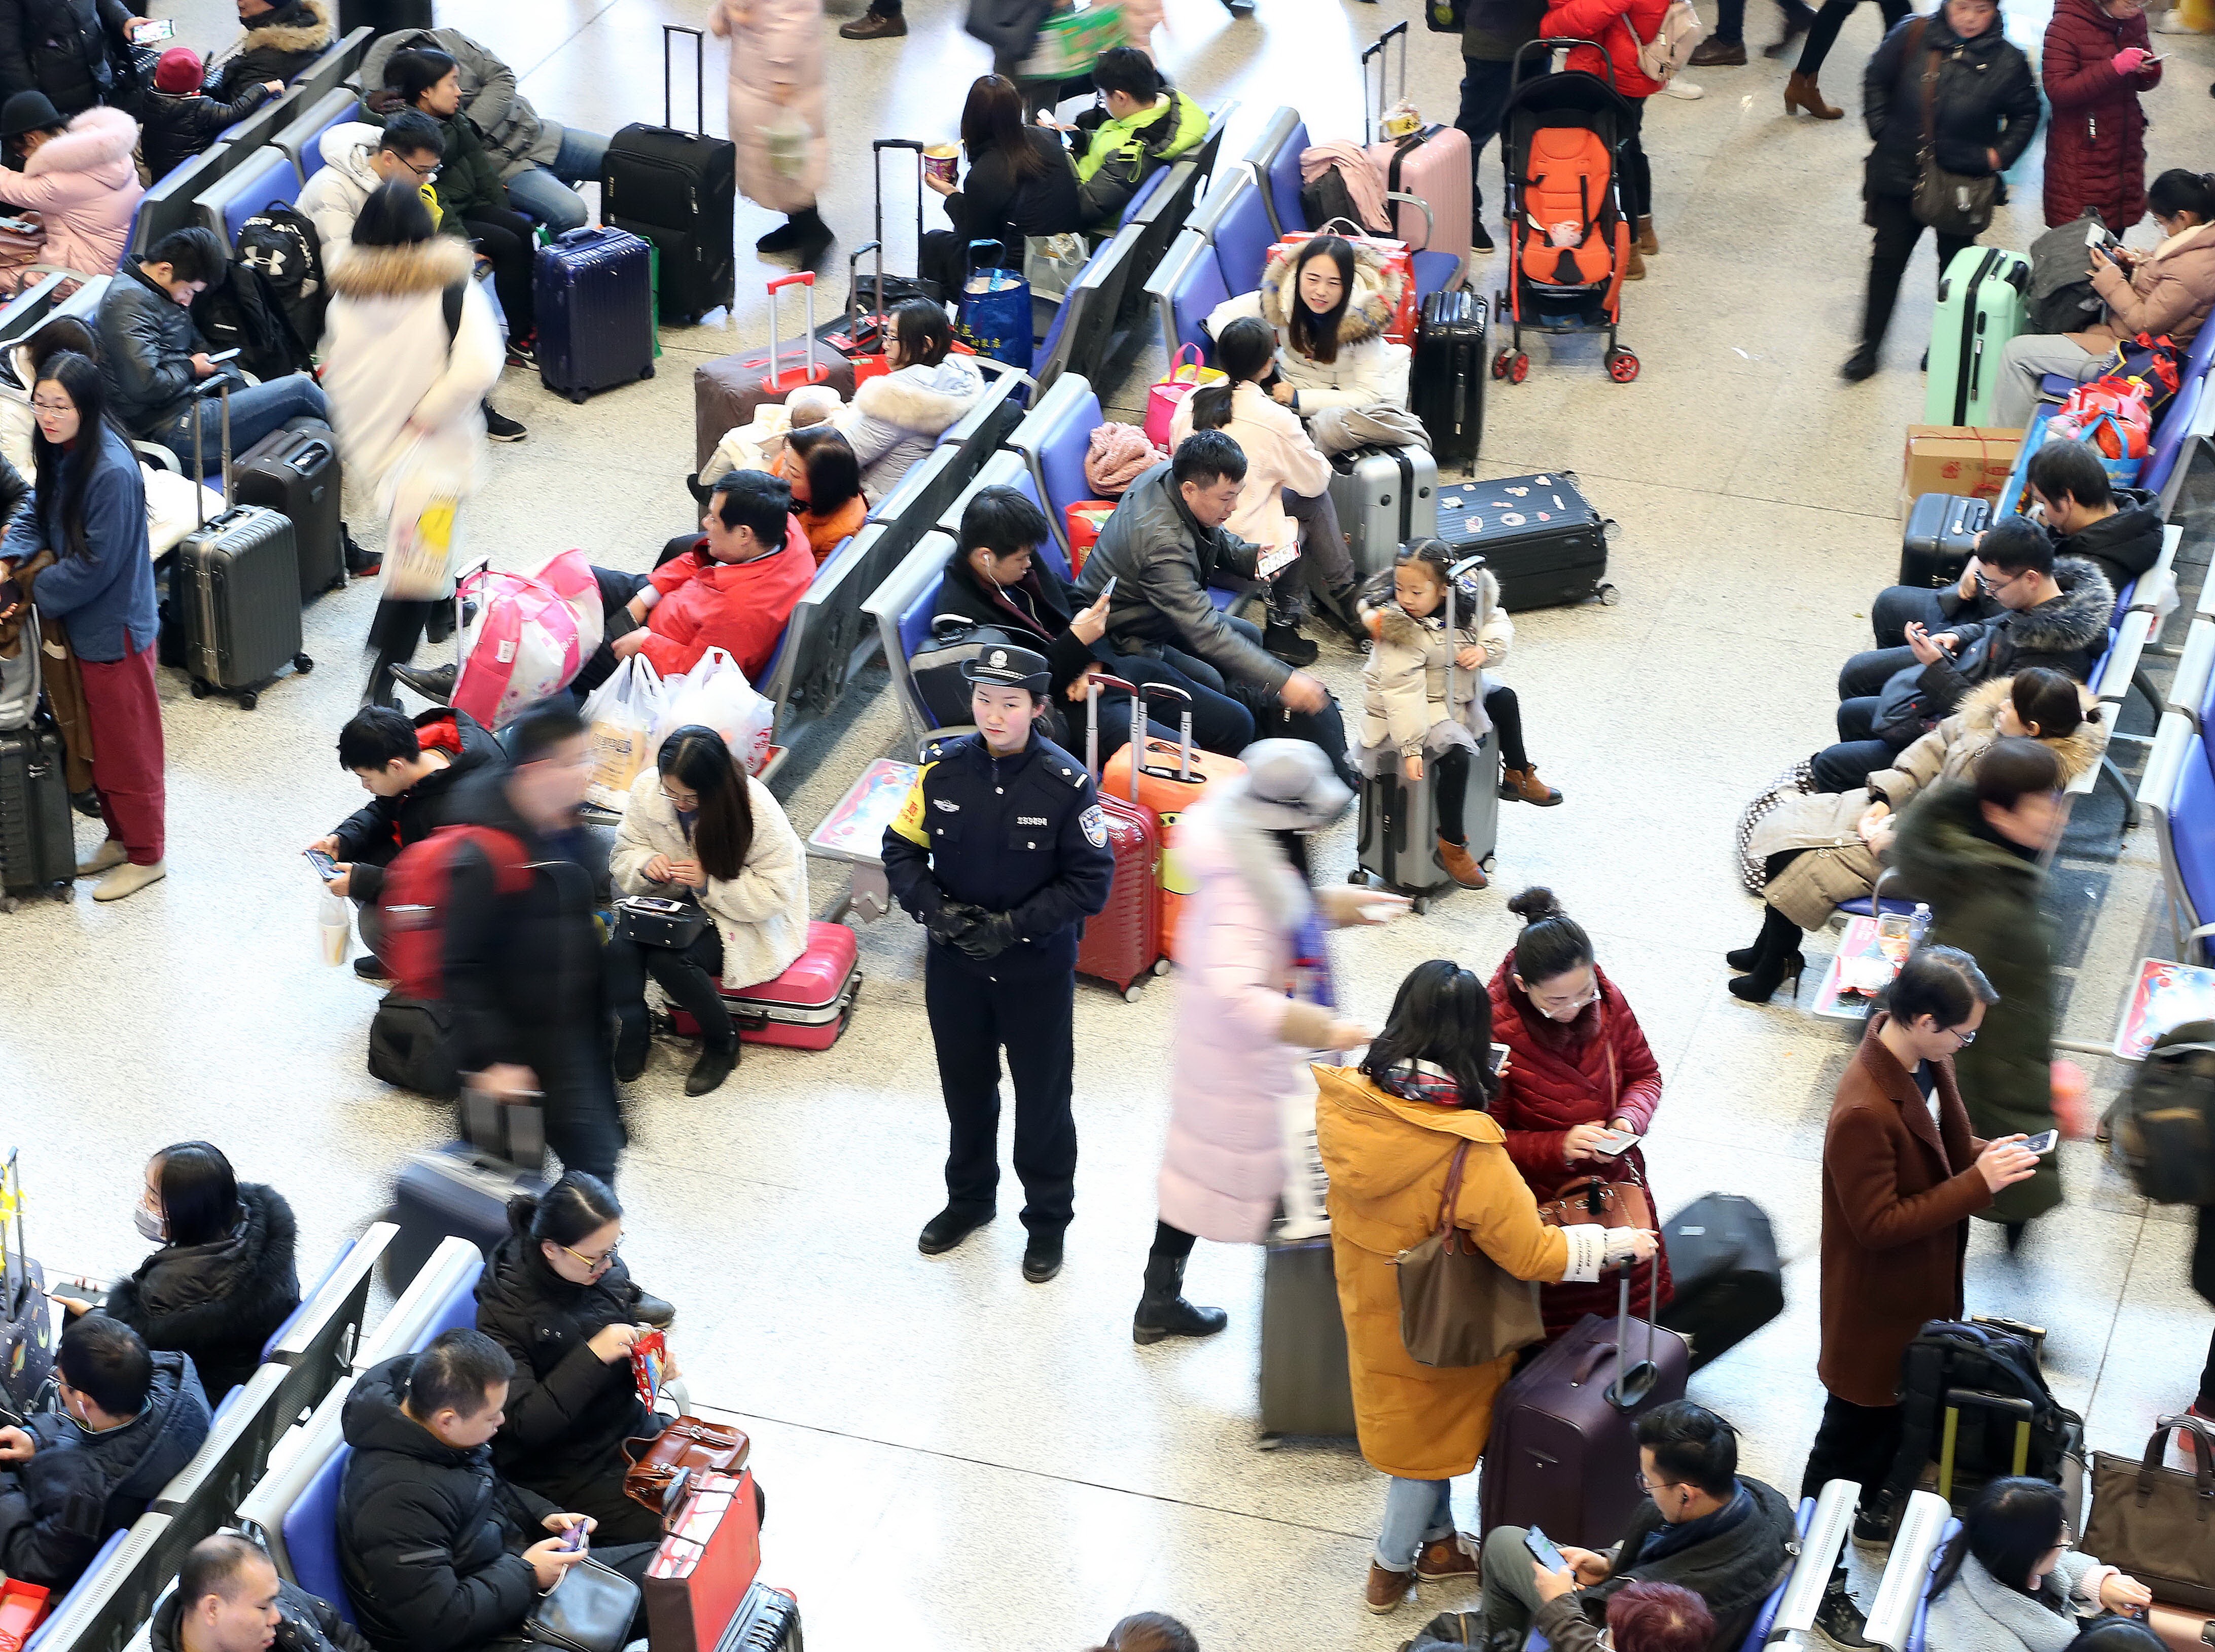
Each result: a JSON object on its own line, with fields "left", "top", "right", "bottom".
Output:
{"left": 1900, "top": 425, "right": 2023, "bottom": 522}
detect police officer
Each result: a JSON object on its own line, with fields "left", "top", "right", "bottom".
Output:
{"left": 882, "top": 641, "right": 1115, "bottom": 1284}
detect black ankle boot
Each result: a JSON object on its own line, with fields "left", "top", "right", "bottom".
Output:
{"left": 686, "top": 1039, "right": 737, "bottom": 1096}
{"left": 1726, "top": 904, "right": 1797, "bottom": 975}
{"left": 1133, "top": 1253, "right": 1228, "bottom": 1344}
{"left": 614, "top": 1011, "right": 650, "bottom": 1083}
{"left": 1727, "top": 907, "right": 1805, "bottom": 1003}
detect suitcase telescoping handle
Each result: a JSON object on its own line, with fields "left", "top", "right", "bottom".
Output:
{"left": 1443, "top": 553, "right": 1483, "bottom": 719}
{"left": 846, "top": 239, "right": 886, "bottom": 329}
{"left": 759, "top": 272, "right": 825, "bottom": 395}
{"left": 662, "top": 24, "right": 708, "bottom": 138}
{"left": 872, "top": 140, "right": 926, "bottom": 281}
{"left": 1604, "top": 1255, "right": 1663, "bottom": 1412}
{"left": 1082, "top": 672, "right": 1137, "bottom": 786}
{"left": 189, "top": 376, "right": 233, "bottom": 527}
{"left": 1362, "top": 20, "right": 1409, "bottom": 146}
{"left": 1135, "top": 680, "right": 1194, "bottom": 782}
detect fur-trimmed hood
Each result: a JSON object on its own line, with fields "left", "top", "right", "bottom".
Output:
{"left": 25, "top": 106, "right": 137, "bottom": 177}
{"left": 235, "top": 0, "right": 333, "bottom": 56}
{"left": 1952, "top": 676, "right": 2107, "bottom": 782}
{"left": 851, "top": 354, "right": 985, "bottom": 435}
{"left": 328, "top": 234, "right": 474, "bottom": 300}
{"left": 1362, "top": 563, "right": 1497, "bottom": 639}
{"left": 2008, "top": 554, "right": 2114, "bottom": 654}
{"left": 1257, "top": 239, "right": 1404, "bottom": 350}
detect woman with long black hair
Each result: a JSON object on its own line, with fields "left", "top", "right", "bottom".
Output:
{"left": 608, "top": 725, "right": 810, "bottom": 1096}
{"left": 1249, "top": 234, "right": 1412, "bottom": 411}
{"left": 918, "top": 74, "right": 1080, "bottom": 301}
{"left": 0, "top": 349, "right": 162, "bottom": 900}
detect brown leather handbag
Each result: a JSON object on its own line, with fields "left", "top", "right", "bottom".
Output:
{"left": 622, "top": 1418, "right": 751, "bottom": 1521}
{"left": 1394, "top": 1140, "right": 1546, "bottom": 1369}
{"left": 2081, "top": 1416, "right": 2215, "bottom": 1610}
{"left": 1533, "top": 1041, "right": 1655, "bottom": 1233}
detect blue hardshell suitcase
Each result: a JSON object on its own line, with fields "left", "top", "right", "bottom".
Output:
{"left": 534, "top": 227, "right": 657, "bottom": 404}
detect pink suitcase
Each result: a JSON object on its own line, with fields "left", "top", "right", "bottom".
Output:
{"left": 1364, "top": 22, "right": 1472, "bottom": 293}
{"left": 665, "top": 920, "right": 863, "bottom": 1049}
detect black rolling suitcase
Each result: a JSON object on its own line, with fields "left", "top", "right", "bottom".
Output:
{"left": 233, "top": 417, "right": 344, "bottom": 601}
{"left": 718, "top": 1583, "right": 803, "bottom": 1650}
{"left": 1434, "top": 473, "right": 1614, "bottom": 612}
{"left": 171, "top": 385, "right": 311, "bottom": 709}
{"left": 0, "top": 721, "right": 73, "bottom": 908}
{"left": 602, "top": 25, "right": 738, "bottom": 328}
{"left": 1899, "top": 492, "right": 1989, "bottom": 590}
{"left": 0, "top": 1151, "right": 55, "bottom": 1425}
{"left": 385, "top": 1097, "right": 550, "bottom": 1292}
{"left": 1654, "top": 1193, "right": 1782, "bottom": 1372}
{"left": 1259, "top": 1232, "right": 1356, "bottom": 1441}
{"left": 1412, "top": 290, "right": 1485, "bottom": 471}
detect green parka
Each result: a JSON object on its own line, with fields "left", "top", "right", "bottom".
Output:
{"left": 1889, "top": 778, "right": 2061, "bottom": 1223}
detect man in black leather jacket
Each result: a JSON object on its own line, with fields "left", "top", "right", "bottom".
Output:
{"left": 150, "top": 1533, "right": 372, "bottom": 1652}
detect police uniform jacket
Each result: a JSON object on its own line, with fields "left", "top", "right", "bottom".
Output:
{"left": 881, "top": 729, "right": 1115, "bottom": 975}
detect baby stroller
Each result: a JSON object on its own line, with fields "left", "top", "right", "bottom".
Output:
{"left": 1493, "top": 40, "right": 1640, "bottom": 385}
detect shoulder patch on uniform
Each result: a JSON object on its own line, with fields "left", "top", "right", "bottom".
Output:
{"left": 921, "top": 736, "right": 958, "bottom": 761}
{"left": 1081, "top": 805, "right": 1107, "bottom": 848}
{"left": 1064, "top": 765, "right": 1084, "bottom": 786}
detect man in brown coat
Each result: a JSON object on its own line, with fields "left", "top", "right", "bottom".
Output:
{"left": 1801, "top": 946, "right": 2038, "bottom": 1648}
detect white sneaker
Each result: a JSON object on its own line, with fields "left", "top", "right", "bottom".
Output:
{"left": 93, "top": 859, "right": 165, "bottom": 902}
{"left": 76, "top": 838, "right": 126, "bottom": 876}
{"left": 1662, "top": 77, "right": 1706, "bottom": 97}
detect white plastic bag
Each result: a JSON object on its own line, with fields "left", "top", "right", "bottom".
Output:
{"left": 1277, "top": 1063, "right": 1333, "bottom": 1239}
{"left": 762, "top": 107, "right": 811, "bottom": 182}
{"left": 652, "top": 648, "right": 774, "bottom": 776}
{"left": 581, "top": 655, "right": 668, "bottom": 811}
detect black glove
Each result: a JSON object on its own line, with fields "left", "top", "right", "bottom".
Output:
{"left": 952, "top": 910, "right": 1016, "bottom": 961}
{"left": 926, "top": 901, "right": 987, "bottom": 947}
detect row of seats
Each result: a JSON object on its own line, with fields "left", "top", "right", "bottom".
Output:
{"left": 23, "top": 1222, "right": 400, "bottom": 1652}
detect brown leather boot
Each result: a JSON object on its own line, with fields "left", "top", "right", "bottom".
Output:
{"left": 1437, "top": 838, "right": 1488, "bottom": 889}
{"left": 1784, "top": 71, "right": 1842, "bottom": 118}
{"left": 1624, "top": 244, "right": 1647, "bottom": 281}
{"left": 1416, "top": 1533, "right": 1480, "bottom": 1581}
{"left": 1636, "top": 214, "right": 1659, "bottom": 255}
{"left": 1364, "top": 1561, "right": 1412, "bottom": 1614}
{"left": 1499, "top": 764, "right": 1564, "bottom": 806}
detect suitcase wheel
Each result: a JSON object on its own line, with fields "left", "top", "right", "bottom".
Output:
{"left": 1597, "top": 582, "right": 1620, "bottom": 606}
{"left": 295, "top": 653, "right": 314, "bottom": 673}
{"left": 569, "top": 391, "right": 589, "bottom": 405}
{"left": 1411, "top": 894, "right": 1431, "bottom": 915}
{"left": 1123, "top": 982, "right": 1144, "bottom": 1003}
{"left": 1605, "top": 348, "right": 1639, "bottom": 384}
{"left": 1347, "top": 868, "right": 1369, "bottom": 884}
{"left": 640, "top": 364, "right": 655, "bottom": 380}
{"left": 189, "top": 678, "right": 208, "bottom": 699}
{"left": 1153, "top": 957, "right": 1171, "bottom": 976}
{"left": 238, "top": 691, "right": 258, "bottom": 710}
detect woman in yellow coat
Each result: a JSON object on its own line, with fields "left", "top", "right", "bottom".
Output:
{"left": 1315, "top": 958, "right": 1658, "bottom": 1618}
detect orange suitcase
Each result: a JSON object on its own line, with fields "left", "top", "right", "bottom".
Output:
{"left": 1100, "top": 681, "right": 1244, "bottom": 957}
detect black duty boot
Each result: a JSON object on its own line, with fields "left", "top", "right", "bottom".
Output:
{"left": 1814, "top": 1582, "right": 1873, "bottom": 1649}
{"left": 632, "top": 1291, "right": 676, "bottom": 1327}
{"left": 390, "top": 661, "right": 457, "bottom": 703}
{"left": 919, "top": 1203, "right": 994, "bottom": 1254}
{"left": 1840, "top": 344, "right": 1879, "bottom": 382}
{"left": 1133, "top": 1253, "right": 1229, "bottom": 1344}
{"left": 1022, "top": 1228, "right": 1064, "bottom": 1283}
{"left": 686, "top": 1039, "right": 738, "bottom": 1096}
{"left": 614, "top": 1013, "right": 650, "bottom": 1083}
{"left": 1263, "top": 621, "right": 1319, "bottom": 666}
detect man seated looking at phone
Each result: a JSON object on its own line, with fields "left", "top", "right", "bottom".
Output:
{"left": 1992, "top": 167, "right": 2215, "bottom": 429}
{"left": 1815, "top": 516, "right": 2113, "bottom": 794}
{"left": 96, "top": 226, "right": 329, "bottom": 472}
{"left": 1470, "top": 1402, "right": 1794, "bottom": 1652}
{"left": 337, "top": 1329, "right": 658, "bottom": 1652}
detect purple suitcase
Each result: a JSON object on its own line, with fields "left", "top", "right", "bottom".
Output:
{"left": 1478, "top": 1268, "right": 1692, "bottom": 1549}
{"left": 534, "top": 226, "right": 657, "bottom": 404}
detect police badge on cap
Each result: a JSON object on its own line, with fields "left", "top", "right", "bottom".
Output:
{"left": 960, "top": 643, "right": 1051, "bottom": 693}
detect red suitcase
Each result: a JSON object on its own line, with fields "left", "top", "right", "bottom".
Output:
{"left": 1478, "top": 1268, "right": 1692, "bottom": 1549}
{"left": 666, "top": 920, "right": 863, "bottom": 1049}
{"left": 1075, "top": 676, "right": 1164, "bottom": 1000}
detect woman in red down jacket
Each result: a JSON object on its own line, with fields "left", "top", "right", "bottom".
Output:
{"left": 2041, "top": 0, "right": 2160, "bottom": 232}
{"left": 1540, "top": 0, "right": 1664, "bottom": 279}
{"left": 1488, "top": 886, "right": 1672, "bottom": 1341}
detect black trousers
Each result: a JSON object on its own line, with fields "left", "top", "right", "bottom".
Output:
{"left": 1484, "top": 683, "right": 1530, "bottom": 772}
{"left": 923, "top": 942, "right": 1078, "bottom": 1233}
{"left": 609, "top": 926, "right": 733, "bottom": 1050}
{"left": 1798, "top": 0, "right": 1911, "bottom": 78}
{"left": 1454, "top": 55, "right": 1540, "bottom": 218}
{"left": 2196, "top": 1204, "right": 2215, "bottom": 1409}
{"left": 1433, "top": 743, "right": 1472, "bottom": 845}
{"left": 513, "top": 1025, "right": 626, "bottom": 1188}
{"left": 1711, "top": 0, "right": 1812, "bottom": 46}
{"left": 466, "top": 209, "right": 537, "bottom": 337}
{"left": 1618, "top": 97, "right": 1652, "bottom": 224}
{"left": 569, "top": 566, "right": 654, "bottom": 700}
{"left": 1862, "top": 191, "right": 1973, "bottom": 354}
{"left": 512, "top": 1417, "right": 670, "bottom": 1548}
{"left": 1800, "top": 1391, "right": 1906, "bottom": 1509}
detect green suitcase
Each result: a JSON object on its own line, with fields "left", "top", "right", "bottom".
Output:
{"left": 1925, "top": 246, "right": 2031, "bottom": 426}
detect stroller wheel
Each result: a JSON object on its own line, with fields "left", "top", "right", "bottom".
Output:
{"left": 1605, "top": 349, "right": 1640, "bottom": 384}
{"left": 1509, "top": 352, "right": 1531, "bottom": 384}
{"left": 1492, "top": 348, "right": 1513, "bottom": 381}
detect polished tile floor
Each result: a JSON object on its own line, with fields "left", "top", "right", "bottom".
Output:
{"left": 1, "top": 0, "right": 2211, "bottom": 1645}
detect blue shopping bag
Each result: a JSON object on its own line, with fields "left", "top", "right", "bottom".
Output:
{"left": 954, "top": 239, "right": 1032, "bottom": 372}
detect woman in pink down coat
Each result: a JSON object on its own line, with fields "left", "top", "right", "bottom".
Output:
{"left": 1131, "top": 741, "right": 1407, "bottom": 1346}
{"left": 0, "top": 103, "right": 142, "bottom": 287}
{"left": 711, "top": 0, "right": 834, "bottom": 264}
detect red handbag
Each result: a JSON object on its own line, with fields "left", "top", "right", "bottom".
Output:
{"left": 1271, "top": 224, "right": 1418, "bottom": 344}
{"left": 642, "top": 1469, "right": 762, "bottom": 1652}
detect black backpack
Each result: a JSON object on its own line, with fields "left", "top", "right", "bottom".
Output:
{"left": 2111, "top": 1019, "right": 2215, "bottom": 1206}
{"left": 1893, "top": 1320, "right": 2085, "bottom": 1519}
{"left": 191, "top": 259, "right": 312, "bottom": 384}
{"left": 236, "top": 203, "right": 326, "bottom": 341}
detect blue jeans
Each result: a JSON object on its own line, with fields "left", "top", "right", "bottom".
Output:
{"left": 155, "top": 373, "right": 329, "bottom": 476}
{"left": 504, "top": 127, "right": 611, "bottom": 234}
{"left": 1375, "top": 1476, "right": 1456, "bottom": 1571}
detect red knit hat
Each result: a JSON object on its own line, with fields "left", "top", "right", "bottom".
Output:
{"left": 152, "top": 47, "right": 203, "bottom": 95}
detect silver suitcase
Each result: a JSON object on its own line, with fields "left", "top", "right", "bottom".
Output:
{"left": 1327, "top": 443, "right": 1440, "bottom": 577}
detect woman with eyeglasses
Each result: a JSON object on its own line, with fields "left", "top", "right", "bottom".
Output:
{"left": 1801, "top": 945, "right": 2038, "bottom": 1644}
{"left": 474, "top": 1173, "right": 679, "bottom": 1546}
{"left": 1925, "top": 1477, "right": 2152, "bottom": 1652}
{"left": 1890, "top": 737, "right": 2073, "bottom": 1250}
{"left": 607, "top": 725, "right": 810, "bottom": 1097}
{"left": 1488, "top": 887, "right": 1673, "bottom": 1344}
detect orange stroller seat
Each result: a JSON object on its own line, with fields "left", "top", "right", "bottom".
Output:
{"left": 1519, "top": 125, "right": 1617, "bottom": 290}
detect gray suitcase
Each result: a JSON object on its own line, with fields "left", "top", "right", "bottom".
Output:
{"left": 171, "top": 385, "right": 312, "bottom": 709}
{"left": 1354, "top": 728, "right": 1497, "bottom": 910}
{"left": 1259, "top": 1232, "right": 1356, "bottom": 1441}
{"left": 233, "top": 416, "right": 345, "bottom": 601}
{"left": 1328, "top": 443, "right": 1439, "bottom": 577}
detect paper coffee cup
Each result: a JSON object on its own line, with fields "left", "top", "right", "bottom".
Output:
{"left": 923, "top": 144, "right": 958, "bottom": 187}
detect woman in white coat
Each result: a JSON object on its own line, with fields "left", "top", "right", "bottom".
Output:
{"left": 317, "top": 181, "right": 504, "bottom": 708}
{"left": 711, "top": 0, "right": 834, "bottom": 268}
{"left": 1205, "top": 235, "right": 1410, "bottom": 414}
{"left": 1170, "top": 315, "right": 1358, "bottom": 664}
{"left": 609, "top": 725, "right": 810, "bottom": 1096}
{"left": 1923, "top": 1478, "right": 2152, "bottom": 1652}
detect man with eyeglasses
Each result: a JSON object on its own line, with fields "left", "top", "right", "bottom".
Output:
{"left": 299, "top": 110, "right": 449, "bottom": 269}
{"left": 0, "top": 1315, "right": 210, "bottom": 1591}
{"left": 1466, "top": 1400, "right": 1795, "bottom": 1652}
{"left": 1813, "top": 515, "right": 2113, "bottom": 794}
{"left": 1799, "top": 945, "right": 2039, "bottom": 1647}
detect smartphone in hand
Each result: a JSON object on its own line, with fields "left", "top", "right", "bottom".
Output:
{"left": 1524, "top": 1526, "right": 1566, "bottom": 1573}
{"left": 305, "top": 848, "right": 339, "bottom": 881}
{"left": 559, "top": 1521, "right": 588, "bottom": 1552}
{"left": 1592, "top": 1129, "right": 1641, "bottom": 1158}
{"left": 2023, "top": 1129, "right": 2059, "bottom": 1156}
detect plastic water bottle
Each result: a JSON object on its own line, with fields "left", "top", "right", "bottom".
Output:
{"left": 1876, "top": 908, "right": 1913, "bottom": 965}
{"left": 1909, "top": 903, "right": 1932, "bottom": 950}
{"left": 318, "top": 890, "right": 350, "bottom": 966}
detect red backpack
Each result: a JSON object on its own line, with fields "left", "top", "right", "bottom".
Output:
{"left": 367, "top": 826, "right": 533, "bottom": 1097}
